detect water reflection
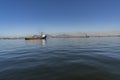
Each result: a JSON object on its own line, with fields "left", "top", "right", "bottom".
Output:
{"left": 25, "top": 40, "right": 46, "bottom": 47}
{"left": 0, "top": 38, "right": 120, "bottom": 80}
{"left": 41, "top": 39, "right": 46, "bottom": 46}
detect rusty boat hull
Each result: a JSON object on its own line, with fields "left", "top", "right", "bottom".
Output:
{"left": 25, "top": 34, "right": 47, "bottom": 40}
{"left": 25, "top": 38, "right": 44, "bottom": 40}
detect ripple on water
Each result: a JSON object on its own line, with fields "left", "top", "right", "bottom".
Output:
{"left": 0, "top": 38, "right": 120, "bottom": 80}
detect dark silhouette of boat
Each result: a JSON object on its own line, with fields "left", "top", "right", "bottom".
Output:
{"left": 80, "top": 33, "right": 90, "bottom": 38}
{"left": 85, "top": 34, "right": 90, "bottom": 38}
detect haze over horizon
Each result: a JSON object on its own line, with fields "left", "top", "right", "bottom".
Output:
{"left": 0, "top": 0, "right": 120, "bottom": 37}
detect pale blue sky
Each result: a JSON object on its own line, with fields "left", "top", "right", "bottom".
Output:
{"left": 0, "top": 0, "right": 120, "bottom": 37}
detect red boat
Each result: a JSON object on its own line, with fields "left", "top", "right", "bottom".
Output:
{"left": 25, "top": 38, "right": 44, "bottom": 40}
{"left": 25, "top": 33, "right": 47, "bottom": 40}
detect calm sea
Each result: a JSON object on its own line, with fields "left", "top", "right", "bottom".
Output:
{"left": 0, "top": 37, "right": 120, "bottom": 80}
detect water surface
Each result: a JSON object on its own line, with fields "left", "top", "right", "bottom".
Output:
{"left": 0, "top": 37, "right": 120, "bottom": 80}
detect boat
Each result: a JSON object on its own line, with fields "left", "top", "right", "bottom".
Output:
{"left": 84, "top": 33, "right": 90, "bottom": 38}
{"left": 25, "top": 33, "right": 47, "bottom": 40}
{"left": 85, "top": 34, "right": 89, "bottom": 38}
{"left": 25, "top": 37, "right": 44, "bottom": 40}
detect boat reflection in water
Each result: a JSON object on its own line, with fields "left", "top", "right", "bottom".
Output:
{"left": 25, "top": 39, "right": 46, "bottom": 47}
{"left": 41, "top": 39, "right": 46, "bottom": 46}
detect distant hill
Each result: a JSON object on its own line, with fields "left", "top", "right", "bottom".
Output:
{"left": 47, "top": 32, "right": 120, "bottom": 38}
{"left": 46, "top": 33, "right": 89, "bottom": 38}
{"left": 0, "top": 32, "right": 120, "bottom": 39}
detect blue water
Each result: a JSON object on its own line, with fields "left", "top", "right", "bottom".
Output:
{"left": 0, "top": 37, "right": 120, "bottom": 80}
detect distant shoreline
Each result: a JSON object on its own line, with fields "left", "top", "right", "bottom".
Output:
{"left": 0, "top": 36, "right": 120, "bottom": 40}
{"left": 0, "top": 38, "right": 24, "bottom": 40}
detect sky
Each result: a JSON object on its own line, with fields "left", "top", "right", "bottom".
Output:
{"left": 0, "top": 0, "right": 120, "bottom": 37}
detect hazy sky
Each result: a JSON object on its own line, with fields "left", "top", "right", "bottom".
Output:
{"left": 0, "top": 0, "right": 120, "bottom": 37}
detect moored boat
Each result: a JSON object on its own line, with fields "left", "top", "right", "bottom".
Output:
{"left": 25, "top": 38, "right": 43, "bottom": 40}
{"left": 25, "top": 33, "right": 47, "bottom": 40}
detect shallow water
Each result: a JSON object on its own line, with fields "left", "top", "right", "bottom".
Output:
{"left": 0, "top": 37, "right": 120, "bottom": 80}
